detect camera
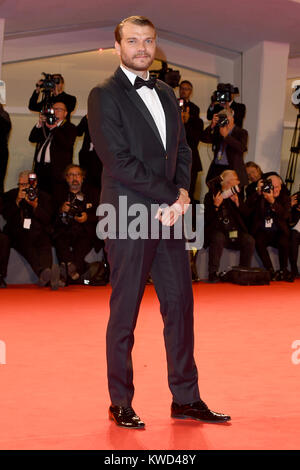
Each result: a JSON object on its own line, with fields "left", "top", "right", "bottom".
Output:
{"left": 150, "top": 61, "right": 181, "bottom": 88}
{"left": 23, "top": 173, "right": 38, "bottom": 201}
{"left": 42, "top": 105, "right": 58, "bottom": 126}
{"left": 207, "top": 175, "right": 239, "bottom": 199}
{"left": 61, "top": 193, "right": 86, "bottom": 224}
{"left": 216, "top": 113, "right": 229, "bottom": 128}
{"left": 221, "top": 185, "right": 240, "bottom": 199}
{"left": 178, "top": 99, "right": 188, "bottom": 112}
{"left": 261, "top": 178, "right": 274, "bottom": 194}
{"left": 212, "top": 83, "right": 239, "bottom": 103}
{"left": 37, "top": 73, "right": 61, "bottom": 92}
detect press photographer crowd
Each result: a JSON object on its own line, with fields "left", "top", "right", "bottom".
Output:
{"left": 0, "top": 74, "right": 299, "bottom": 288}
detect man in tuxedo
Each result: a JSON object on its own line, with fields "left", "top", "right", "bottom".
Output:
{"left": 29, "top": 101, "right": 77, "bottom": 194}
{"left": 88, "top": 15, "right": 230, "bottom": 429}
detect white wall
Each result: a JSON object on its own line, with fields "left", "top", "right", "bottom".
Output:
{"left": 2, "top": 25, "right": 300, "bottom": 196}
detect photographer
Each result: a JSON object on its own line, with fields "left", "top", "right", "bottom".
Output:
{"left": 204, "top": 170, "right": 254, "bottom": 283}
{"left": 245, "top": 161, "right": 263, "bottom": 197}
{"left": 289, "top": 191, "right": 300, "bottom": 278}
{"left": 53, "top": 164, "right": 100, "bottom": 284}
{"left": 245, "top": 174, "right": 293, "bottom": 281}
{"left": 0, "top": 195, "right": 10, "bottom": 288}
{"left": 29, "top": 101, "right": 77, "bottom": 194}
{"left": 178, "top": 81, "right": 204, "bottom": 204}
{"left": 207, "top": 83, "right": 246, "bottom": 128}
{"left": 76, "top": 114, "right": 103, "bottom": 189}
{"left": 2, "top": 171, "right": 60, "bottom": 289}
{"left": 201, "top": 108, "right": 248, "bottom": 188}
{"left": 0, "top": 103, "right": 11, "bottom": 193}
{"left": 28, "top": 73, "right": 76, "bottom": 120}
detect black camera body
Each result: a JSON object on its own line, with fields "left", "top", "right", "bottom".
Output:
{"left": 23, "top": 173, "right": 38, "bottom": 201}
{"left": 61, "top": 193, "right": 86, "bottom": 224}
{"left": 37, "top": 73, "right": 61, "bottom": 92}
{"left": 261, "top": 178, "right": 274, "bottom": 194}
{"left": 38, "top": 73, "right": 61, "bottom": 125}
{"left": 213, "top": 83, "right": 239, "bottom": 103}
{"left": 42, "top": 105, "right": 58, "bottom": 126}
{"left": 216, "top": 113, "right": 229, "bottom": 128}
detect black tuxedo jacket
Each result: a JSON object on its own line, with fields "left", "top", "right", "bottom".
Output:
{"left": 88, "top": 67, "right": 191, "bottom": 229}
{"left": 29, "top": 121, "right": 77, "bottom": 185}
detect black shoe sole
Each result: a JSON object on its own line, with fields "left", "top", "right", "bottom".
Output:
{"left": 171, "top": 414, "right": 231, "bottom": 423}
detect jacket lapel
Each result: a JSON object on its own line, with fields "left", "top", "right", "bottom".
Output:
{"left": 114, "top": 67, "right": 167, "bottom": 150}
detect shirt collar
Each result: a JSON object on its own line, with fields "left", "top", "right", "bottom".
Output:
{"left": 120, "top": 65, "right": 149, "bottom": 86}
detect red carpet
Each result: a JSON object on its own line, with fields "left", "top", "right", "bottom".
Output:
{"left": 0, "top": 281, "right": 300, "bottom": 450}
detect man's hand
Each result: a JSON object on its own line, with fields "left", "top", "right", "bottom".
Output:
{"left": 262, "top": 189, "right": 275, "bottom": 205}
{"left": 35, "top": 79, "right": 43, "bottom": 93}
{"left": 211, "top": 113, "right": 219, "bottom": 129}
{"left": 24, "top": 194, "right": 38, "bottom": 210}
{"left": 213, "top": 191, "right": 223, "bottom": 208}
{"left": 176, "top": 188, "right": 190, "bottom": 214}
{"left": 16, "top": 188, "right": 26, "bottom": 206}
{"left": 38, "top": 113, "right": 47, "bottom": 127}
{"left": 155, "top": 188, "right": 190, "bottom": 227}
{"left": 74, "top": 212, "right": 88, "bottom": 223}
{"left": 291, "top": 194, "right": 298, "bottom": 207}
{"left": 45, "top": 120, "right": 58, "bottom": 130}
{"left": 230, "top": 193, "right": 239, "bottom": 207}
{"left": 61, "top": 202, "right": 71, "bottom": 213}
{"left": 181, "top": 106, "right": 190, "bottom": 124}
{"left": 219, "top": 125, "right": 230, "bottom": 138}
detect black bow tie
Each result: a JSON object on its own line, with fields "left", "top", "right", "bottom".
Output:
{"left": 134, "top": 76, "right": 156, "bottom": 90}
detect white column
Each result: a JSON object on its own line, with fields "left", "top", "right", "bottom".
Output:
{"left": 242, "top": 41, "right": 289, "bottom": 173}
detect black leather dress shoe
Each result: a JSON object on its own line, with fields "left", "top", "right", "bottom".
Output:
{"left": 171, "top": 400, "right": 231, "bottom": 423}
{"left": 109, "top": 405, "right": 145, "bottom": 429}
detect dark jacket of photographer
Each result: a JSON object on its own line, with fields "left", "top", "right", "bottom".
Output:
{"left": 203, "top": 190, "right": 249, "bottom": 248}
{"left": 52, "top": 182, "right": 100, "bottom": 239}
{"left": 28, "top": 91, "right": 76, "bottom": 120}
{"left": 201, "top": 125, "right": 248, "bottom": 186}
{"left": 207, "top": 101, "right": 246, "bottom": 128}
{"left": 2, "top": 188, "right": 53, "bottom": 240}
{"left": 29, "top": 121, "right": 77, "bottom": 188}
{"left": 244, "top": 190, "right": 291, "bottom": 237}
{"left": 183, "top": 101, "right": 204, "bottom": 173}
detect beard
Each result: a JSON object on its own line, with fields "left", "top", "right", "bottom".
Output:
{"left": 121, "top": 52, "right": 154, "bottom": 72}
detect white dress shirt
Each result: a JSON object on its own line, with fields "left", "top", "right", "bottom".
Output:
{"left": 120, "top": 65, "right": 166, "bottom": 149}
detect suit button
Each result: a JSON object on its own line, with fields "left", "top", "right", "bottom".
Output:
{"left": 165, "top": 154, "right": 168, "bottom": 159}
